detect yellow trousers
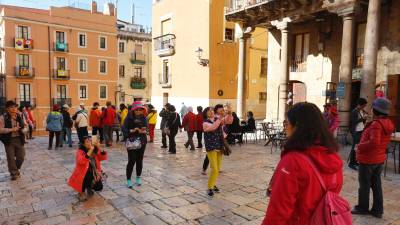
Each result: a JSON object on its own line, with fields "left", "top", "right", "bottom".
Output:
{"left": 207, "top": 150, "right": 222, "bottom": 189}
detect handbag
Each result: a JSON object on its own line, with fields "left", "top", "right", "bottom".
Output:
{"left": 125, "top": 137, "right": 142, "bottom": 150}
{"left": 220, "top": 126, "right": 232, "bottom": 156}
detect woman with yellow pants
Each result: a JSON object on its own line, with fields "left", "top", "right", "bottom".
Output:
{"left": 202, "top": 106, "right": 225, "bottom": 197}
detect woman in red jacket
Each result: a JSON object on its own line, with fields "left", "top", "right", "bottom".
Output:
{"left": 182, "top": 106, "right": 197, "bottom": 150}
{"left": 262, "top": 102, "right": 343, "bottom": 225}
{"left": 68, "top": 136, "right": 107, "bottom": 201}
{"left": 352, "top": 98, "right": 394, "bottom": 218}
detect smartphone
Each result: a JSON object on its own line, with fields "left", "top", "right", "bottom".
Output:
{"left": 91, "top": 136, "right": 98, "bottom": 145}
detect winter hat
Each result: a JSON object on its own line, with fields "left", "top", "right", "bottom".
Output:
{"left": 132, "top": 101, "right": 145, "bottom": 111}
{"left": 372, "top": 97, "right": 391, "bottom": 115}
{"left": 53, "top": 104, "right": 60, "bottom": 111}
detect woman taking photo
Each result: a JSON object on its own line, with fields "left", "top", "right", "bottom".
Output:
{"left": 202, "top": 107, "right": 225, "bottom": 197}
{"left": 123, "top": 102, "right": 148, "bottom": 188}
{"left": 262, "top": 102, "right": 344, "bottom": 225}
{"left": 68, "top": 136, "right": 107, "bottom": 201}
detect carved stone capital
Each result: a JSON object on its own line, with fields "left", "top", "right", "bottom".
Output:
{"left": 271, "top": 17, "right": 291, "bottom": 31}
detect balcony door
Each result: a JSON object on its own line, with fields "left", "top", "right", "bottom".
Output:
{"left": 161, "top": 19, "right": 172, "bottom": 36}
{"left": 18, "top": 54, "right": 29, "bottom": 68}
{"left": 56, "top": 31, "right": 65, "bottom": 43}
{"left": 56, "top": 57, "right": 66, "bottom": 70}
{"left": 162, "top": 59, "right": 169, "bottom": 83}
{"left": 17, "top": 26, "right": 29, "bottom": 39}
{"left": 57, "top": 85, "right": 67, "bottom": 99}
{"left": 19, "top": 83, "right": 31, "bottom": 105}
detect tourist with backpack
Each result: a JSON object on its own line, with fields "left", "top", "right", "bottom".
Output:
{"left": 262, "top": 102, "right": 351, "bottom": 225}
{"left": 351, "top": 98, "right": 394, "bottom": 219}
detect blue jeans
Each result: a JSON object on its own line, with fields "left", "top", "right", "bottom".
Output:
{"left": 61, "top": 127, "right": 72, "bottom": 146}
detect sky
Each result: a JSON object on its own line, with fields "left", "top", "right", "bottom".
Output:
{"left": 0, "top": 0, "right": 152, "bottom": 28}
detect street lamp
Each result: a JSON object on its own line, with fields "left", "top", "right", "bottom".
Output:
{"left": 195, "top": 47, "right": 209, "bottom": 67}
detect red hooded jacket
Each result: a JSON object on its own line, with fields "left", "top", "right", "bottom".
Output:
{"left": 68, "top": 147, "right": 107, "bottom": 193}
{"left": 102, "top": 106, "right": 116, "bottom": 126}
{"left": 357, "top": 117, "right": 394, "bottom": 164}
{"left": 196, "top": 113, "right": 203, "bottom": 132}
{"left": 182, "top": 112, "right": 197, "bottom": 132}
{"left": 262, "top": 146, "right": 343, "bottom": 225}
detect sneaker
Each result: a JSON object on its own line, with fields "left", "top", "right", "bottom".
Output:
{"left": 127, "top": 179, "right": 133, "bottom": 188}
{"left": 213, "top": 186, "right": 220, "bottom": 193}
{"left": 207, "top": 189, "right": 214, "bottom": 197}
{"left": 136, "top": 176, "right": 142, "bottom": 186}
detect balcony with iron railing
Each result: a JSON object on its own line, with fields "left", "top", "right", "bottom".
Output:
{"left": 52, "top": 98, "right": 72, "bottom": 107}
{"left": 130, "top": 52, "right": 146, "bottom": 65}
{"left": 289, "top": 56, "right": 307, "bottom": 73}
{"left": 225, "top": 0, "right": 271, "bottom": 14}
{"left": 154, "top": 34, "right": 176, "bottom": 57}
{"left": 14, "top": 38, "right": 34, "bottom": 50}
{"left": 53, "top": 42, "right": 69, "bottom": 53}
{"left": 14, "top": 98, "right": 36, "bottom": 108}
{"left": 131, "top": 77, "right": 146, "bottom": 89}
{"left": 53, "top": 69, "right": 70, "bottom": 80}
{"left": 158, "top": 73, "right": 172, "bottom": 88}
{"left": 14, "top": 66, "right": 35, "bottom": 78}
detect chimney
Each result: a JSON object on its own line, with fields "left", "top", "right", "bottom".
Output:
{"left": 91, "top": 1, "right": 97, "bottom": 14}
{"left": 103, "top": 3, "right": 115, "bottom": 16}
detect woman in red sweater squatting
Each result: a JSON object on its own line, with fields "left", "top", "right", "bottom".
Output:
{"left": 262, "top": 102, "right": 344, "bottom": 225}
{"left": 351, "top": 98, "right": 394, "bottom": 218}
{"left": 68, "top": 136, "right": 107, "bottom": 201}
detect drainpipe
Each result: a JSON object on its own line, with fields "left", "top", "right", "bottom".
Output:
{"left": 48, "top": 26, "right": 52, "bottom": 110}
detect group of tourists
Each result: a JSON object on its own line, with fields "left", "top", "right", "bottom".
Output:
{"left": 1, "top": 95, "right": 396, "bottom": 223}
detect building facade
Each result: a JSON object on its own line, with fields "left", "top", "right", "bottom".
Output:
{"left": 226, "top": 0, "right": 400, "bottom": 130}
{"left": 0, "top": 2, "right": 118, "bottom": 131}
{"left": 117, "top": 20, "right": 152, "bottom": 105}
{"left": 151, "top": 0, "right": 268, "bottom": 121}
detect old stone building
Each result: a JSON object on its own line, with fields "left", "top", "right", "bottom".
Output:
{"left": 226, "top": 0, "right": 400, "bottom": 130}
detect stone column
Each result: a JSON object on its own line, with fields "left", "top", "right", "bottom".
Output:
{"left": 272, "top": 18, "right": 291, "bottom": 121}
{"left": 338, "top": 8, "right": 356, "bottom": 127}
{"left": 236, "top": 36, "right": 245, "bottom": 119}
{"left": 360, "top": 0, "right": 381, "bottom": 108}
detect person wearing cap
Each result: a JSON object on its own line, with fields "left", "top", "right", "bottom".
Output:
{"left": 68, "top": 136, "right": 107, "bottom": 201}
{"left": 348, "top": 98, "right": 368, "bottom": 170}
{"left": 102, "top": 101, "right": 116, "bottom": 147}
{"left": 159, "top": 103, "right": 171, "bottom": 148}
{"left": 46, "top": 104, "right": 64, "bottom": 150}
{"left": 0, "top": 101, "right": 27, "bottom": 180}
{"left": 60, "top": 104, "right": 73, "bottom": 148}
{"left": 352, "top": 97, "right": 395, "bottom": 218}
{"left": 123, "top": 101, "right": 148, "bottom": 187}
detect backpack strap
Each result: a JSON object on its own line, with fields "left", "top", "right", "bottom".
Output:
{"left": 295, "top": 153, "right": 327, "bottom": 192}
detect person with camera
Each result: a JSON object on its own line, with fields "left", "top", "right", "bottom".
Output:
{"left": 348, "top": 98, "right": 368, "bottom": 170}
{"left": 0, "top": 101, "right": 28, "bottom": 180}
{"left": 123, "top": 102, "right": 148, "bottom": 188}
{"left": 68, "top": 136, "right": 107, "bottom": 202}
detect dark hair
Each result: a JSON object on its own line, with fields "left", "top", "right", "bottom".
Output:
{"left": 168, "top": 105, "right": 176, "bottom": 112}
{"left": 120, "top": 103, "right": 127, "bottom": 109}
{"left": 93, "top": 102, "right": 100, "bottom": 107}
{"left": 214, "top": 104, "right": 224, "bottom": 113}
{"left": 232, "top": 112, "right": 238, "bottom": 119}
{"left": 5, "top": 100, "right": 17, "bottom": 108}
{"left": 358, "top": 98, "right": 367, "bottom": 106}
{"left": 203, "top": 107, "right": 212, "bottom": 120}
{"left": 247, "top": 111, "right": 253, "bottom": 118}
{"left": 284, "top": 102, "right": 338, "bottom": 153}
{"left": 373, "top": 108, "right": 387, "bottom": 116}
{"left": 106, "top": 101, "right": 112, "bottom": 106}
{"left": 197, "top": 106, "right": 203, "bottom": 113}
{"left": 148, "top": 104, "right": 154, "bottom": 110}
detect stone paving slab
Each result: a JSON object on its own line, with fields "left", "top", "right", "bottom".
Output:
{"left": 0, "top": 132, "right": 399, "bottom": 224}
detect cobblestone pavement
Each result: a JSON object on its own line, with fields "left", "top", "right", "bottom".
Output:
{"left": 1, "top": 132, "right": 400, "bottom": 225}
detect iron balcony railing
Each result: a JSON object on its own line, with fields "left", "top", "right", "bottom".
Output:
{"left": 52, "top": 98, "right": 72, "bottom": 107}
{"left": 154, "top": 34, "right": 176, "bottom": 56}
{"left": 131, "top": 77, "right": 146, "bottom": 89}
{"left": 15, "top": 66, "right": 35, "bottom": 78}
{"left": 53, "top": 42, "right": 69, "bottom": 52}
{"left": 225, "top": 0, "right": 271, "bottom": 14}
{"left": 289, "top": 56, "right": 307, "bottom": 72}
{"left": 130, "top": 52, "right": 146, "bottom": 65}
{"left": 52, "top": 69, "right": 70, "bottom": 80}
{"left": 14, "top": 98, "right": 36, "bottom": 108}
